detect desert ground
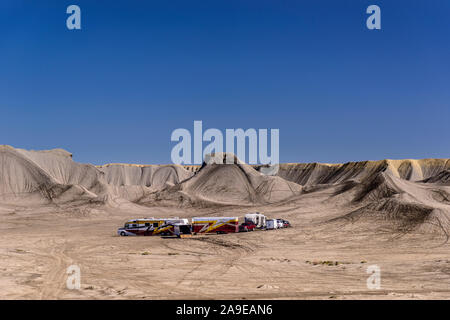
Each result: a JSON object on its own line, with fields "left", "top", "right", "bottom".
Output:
{"left": 0, "top": 145, "right": 449, "bottom": 299}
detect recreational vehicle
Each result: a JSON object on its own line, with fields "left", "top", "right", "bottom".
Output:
{"left": 244, "top": 212, "right": 266, "bottom": 229}
{"left": 192, "top": 217, "right": 239, "bottom": 234}
{"left": 117, "top": 218, "right": 190, "bottom": 236}
{"left": 266, "top": 219, "right": 278, "bottom": 230}
{"left": 118, "top": 215, "right": 289, "bottom": 237}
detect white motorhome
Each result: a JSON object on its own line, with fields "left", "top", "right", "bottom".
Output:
{"left": 266, "top": 219, "right": 278, "bottom": 230}
{"left": 244, "top": 212, "right": 266, "bottom": 229}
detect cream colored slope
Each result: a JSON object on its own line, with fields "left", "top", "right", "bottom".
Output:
{"left": 0, "top": 146, "right": 99, "bottom": 204}
{"left": 276, "top": 159, "right": 450, "bottom": 186}
{"left": 0, "top": 146, "right": 57, "bottom": 199}
{"left": 335, "top": 170, "right": 450, "bottom": 235}
{"left": 97, "top": 163, "right": 193, "bottom": 188}
{"left": 13, "top": 147, "right": 109, "bottom": 196}
{"left": 0, "top": 146, "right": 196, "bottom": 205}
{"left": 147, "top": 162, "right": 302, "bottom": 206}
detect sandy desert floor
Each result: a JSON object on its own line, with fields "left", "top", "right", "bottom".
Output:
{"left": 1, "top": 187, "right": 449, "bottom": 300}
{"left": 1, "top": 146, "right": 449, "bottom": 299}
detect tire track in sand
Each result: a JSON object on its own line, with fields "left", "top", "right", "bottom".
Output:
{"left": 38, "top": 240, "right": 73, "bottom": 299}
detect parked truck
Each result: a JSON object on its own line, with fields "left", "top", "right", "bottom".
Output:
{"left": 239, "top": 220, "right": 257, "bottom": 232}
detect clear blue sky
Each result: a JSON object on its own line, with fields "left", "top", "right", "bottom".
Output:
{"left": 1, "top": 0, "right": 449, "bottom": 165}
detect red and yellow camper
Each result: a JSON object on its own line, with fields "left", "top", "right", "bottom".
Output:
{"left": 191, "top": 217, "right": 238, "bottom": 234}
{"left": 117, "top": 218, "right": 190, "bottom": 236}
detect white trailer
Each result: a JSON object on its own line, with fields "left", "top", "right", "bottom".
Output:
{"left": 244, "top": 213, "right": 267, "bottom": 228}
{"left": 266, "top": 219, "right": 278, "bottom": 230}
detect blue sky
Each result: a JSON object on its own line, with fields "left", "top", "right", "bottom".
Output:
{"left": 1, "top": 0, "right": 449, "bottom": 165}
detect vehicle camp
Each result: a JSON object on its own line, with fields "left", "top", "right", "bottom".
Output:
{"left": 117, "top": 213, "right": 290, "bottom": 237}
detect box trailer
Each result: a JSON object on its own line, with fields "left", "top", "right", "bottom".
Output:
{"left": 244, "top": 212, "right": 267, "bottom": 229}
{"left": 192, "top": 217, "right": 239, "bottom": 234}
{"left": 266, "top": 219, "right": 278, "bottom": 230}
{"left": 118, "top": 218, "right": 190, "bottom": 236}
